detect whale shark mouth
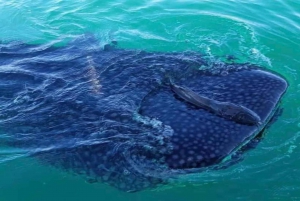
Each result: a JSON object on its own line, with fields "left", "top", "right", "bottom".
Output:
{"left": 0, "top": 35, "right": 288, "bottom": 192}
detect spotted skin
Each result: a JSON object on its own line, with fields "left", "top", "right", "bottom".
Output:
{"left": 0, "top": 36, "right": 288, "bottom": 192}
{"left": 140, "top": 69, "right": 287, "bottom": 169}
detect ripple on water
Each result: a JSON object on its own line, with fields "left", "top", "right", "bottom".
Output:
{"left": 0, "top": 0, "right": 300, "bottom": 199}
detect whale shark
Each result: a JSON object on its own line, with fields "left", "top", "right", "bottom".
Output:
{"left": 0, "top": 35, "right": 288, "bottom": 192}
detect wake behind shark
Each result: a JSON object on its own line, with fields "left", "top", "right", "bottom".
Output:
{"left": 0, "top": 35, "right": 287, "bottom": 192}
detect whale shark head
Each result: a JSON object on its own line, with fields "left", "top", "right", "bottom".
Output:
{"left": 139, "top": 68, "right": 287, "bottom": 170}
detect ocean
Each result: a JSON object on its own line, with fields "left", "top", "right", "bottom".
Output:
{"left": 0, "top": 0, "right": 299, "bottom": 200}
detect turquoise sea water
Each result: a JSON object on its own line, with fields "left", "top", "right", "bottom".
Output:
{"left": 0, "top": 0, "right": 300, "bottom": 200}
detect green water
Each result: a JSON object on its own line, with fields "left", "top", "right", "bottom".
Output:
{"left": 0, "top": 0, "right": 300, "bottom": 200}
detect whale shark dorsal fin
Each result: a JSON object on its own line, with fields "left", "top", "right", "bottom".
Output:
{"left": 104, "top": 41, "right": 118, "bottom": 51}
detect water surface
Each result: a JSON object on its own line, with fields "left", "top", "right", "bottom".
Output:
{"left": 0, "top": 0, "right": 300, "bottom": 200}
